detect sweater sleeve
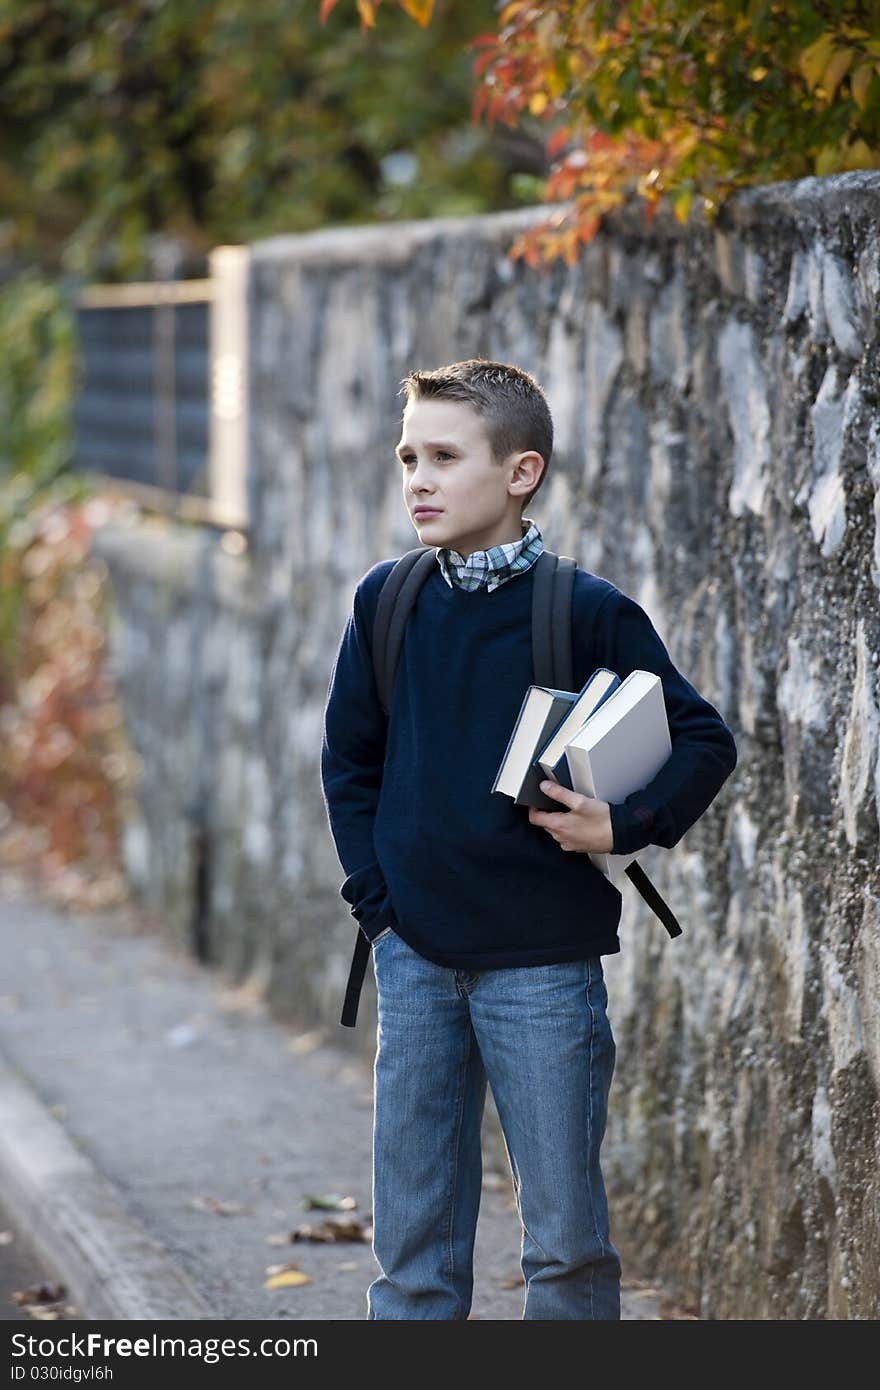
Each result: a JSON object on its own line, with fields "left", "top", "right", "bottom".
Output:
{"left": 320, "top": 575, "right": 397, "bottom": 942}
{"left": 588, "top": 586, "right": 739, "bottom": 856}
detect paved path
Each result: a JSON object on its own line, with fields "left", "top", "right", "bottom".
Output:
{"left": 0, "top": 868, "right": 677, "bottom": 1320}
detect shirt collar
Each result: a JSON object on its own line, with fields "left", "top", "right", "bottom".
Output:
{"left": 436, "top": 517, "right": 544, "bottom": 592}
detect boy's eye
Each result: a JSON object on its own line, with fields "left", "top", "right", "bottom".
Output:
{"left": 399, "top": 452, "right": 453, "bottom": 465}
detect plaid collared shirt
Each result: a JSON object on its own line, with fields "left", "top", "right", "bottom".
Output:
{"left": 436, "top": 516, "right": 544, "bottom": 593}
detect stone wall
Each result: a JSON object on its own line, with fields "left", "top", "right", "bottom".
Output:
{"left": 90, "top": 173, "right": 880, "bottom": 1318}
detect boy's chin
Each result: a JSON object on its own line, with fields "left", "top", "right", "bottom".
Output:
{"left": 413, "top": 519, "right": 451, "bottom": 543}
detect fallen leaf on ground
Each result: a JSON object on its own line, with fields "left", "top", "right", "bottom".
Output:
{"left": 292, "top": 1215, "right": 372, "bottom": 1243}
{"left": 12, "top": 1282, "right": 66, "bottom": 1306}
{"left": 266, "top": 1260, "right": 306, "bottom": 1275}
{"left": 303, "top": 1193, "right": 357, "bottom": 1211}
{"left": 264, "top": 1261, "right": 313, "bottom": 1289}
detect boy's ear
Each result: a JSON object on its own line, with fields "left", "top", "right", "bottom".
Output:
{"left": 511, "top": 450, "right": 544, "bottom": 493}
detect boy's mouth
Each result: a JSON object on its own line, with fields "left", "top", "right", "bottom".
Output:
{"left": 413, "top": 508, "right": 443, "bottom": 519}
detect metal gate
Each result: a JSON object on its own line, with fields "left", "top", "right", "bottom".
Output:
{"left": 72, "top": 246, "right": 248, "bottom": 532}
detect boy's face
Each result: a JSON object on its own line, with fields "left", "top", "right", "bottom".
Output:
{"left": 395, "top": 398, "right": 544, "bottom": 559}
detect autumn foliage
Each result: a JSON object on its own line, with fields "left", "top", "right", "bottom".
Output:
{"left": 0, "top": 494, "right": 139, "bottom": 909}
{"left": 321, "top": 0, "right": 880, "bottom": 266}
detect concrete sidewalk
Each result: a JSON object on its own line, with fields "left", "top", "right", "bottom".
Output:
{"left": 0, "top": 868, "right": 677, "bottom": 1321}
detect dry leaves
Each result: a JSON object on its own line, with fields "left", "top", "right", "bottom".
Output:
{"left": 11, "top": 1281, "right": 77, "bottom": 1319}
{"left": 264, "top": 1262, "right": 312, "bottom": 1290}
{"left": 291, "top": 1215, "right": 372, "bottom": 1243}
{"left": 266, "top": 1191, "right": 368, "bottom": 1245}
{"left": 267, "top": 1213, "right": 372, "bottom": 1246}
{"left": 0, "top": 493, "right": 144, "bottom": 910}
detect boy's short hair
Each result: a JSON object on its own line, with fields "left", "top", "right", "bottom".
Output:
{"left": 398, "top": 358, "right": 553, "bottom": 513}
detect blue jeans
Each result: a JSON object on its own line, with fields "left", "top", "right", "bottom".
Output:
{"left": 367, "top": 926, "right": 621, "bottom": 1320}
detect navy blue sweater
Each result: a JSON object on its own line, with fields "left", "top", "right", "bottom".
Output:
{"left": 320, "top": 558, "right": 738, "bottom": 969}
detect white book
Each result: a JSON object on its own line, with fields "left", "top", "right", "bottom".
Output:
{"left": 535, "top": 668, "right": 620, "bottom": 784}
{"left": 491, "top": 685, "right": 579, "bottom": 809}
{"left": 563, "top": 669, "right": 672, "bottom": 885}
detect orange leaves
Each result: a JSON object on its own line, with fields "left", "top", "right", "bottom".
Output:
{"left": 471, "top": 83, "right": 522, "bottom": 130}
{"left": 545, "top": 150, "right": 589, "bottom": 201}
{"left": 318, "top": 0, "right": 434, "bottom": 29}
{"left": 509, "top": 211, "right": 603, "bottom": 271}
{"left": 398, "top": 0, "right": 434, "bottom": 25}
{"left": 508, "top": 107, "right": 706, "bottom": 270}
{"left": 473, "top": 46, "right": 500, "bottom": 80}
{"left": 498, "top": 1, "right": 530, "bottom": 24}
{"left": 355, "top": 0, "right": 378, "bottom": 27}
{"left": 318, "top": 0, "right": 379, "bottom": 30}
{"left": 467, "top": 32, "right": 500, "bottom": 51}
{"left": 546, "top": 124, "right": 573, "bottom": 158}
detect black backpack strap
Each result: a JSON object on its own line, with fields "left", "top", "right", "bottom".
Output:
{"left": 531, "top": 549, "right": 555, "bottom": 686}
{"left": 531, "top": 549, "right": 576, "bottom": 689}
{"left": 552, "top": 555, "right": 576, "bottom": 691}
{"left": 341, "top": 547, "right": 435, "bottom": 1028}
{"left": 341, "top": 931, "right": 372, "bottom": 1027}
{"left": 623, "top": 862, "right": 683, "bottom": 937}
{"left": 373, "top": 547, "right": 436, "bottom": 718}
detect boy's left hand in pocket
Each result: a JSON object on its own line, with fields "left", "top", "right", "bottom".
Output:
{"left": 528, "top": 780, "right": 614, "bottom": 854}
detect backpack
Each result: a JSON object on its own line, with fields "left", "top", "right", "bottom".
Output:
{"left": 340, "top": 546, "right": 682, "bottom": 1028}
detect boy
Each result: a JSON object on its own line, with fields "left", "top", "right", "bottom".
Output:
{"left": 320, "top": 359, "right": 737, "bottom": 1320}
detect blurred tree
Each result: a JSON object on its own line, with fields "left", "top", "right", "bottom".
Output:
{"left": 0, "top": 0, "right": 552, "bottom": 895}
{"left": 0, "top": 0, "right": 547, "bottom": 282}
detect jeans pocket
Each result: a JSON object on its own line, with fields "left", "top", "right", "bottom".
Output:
{"left": 370, "top": 925, "right": 395, "bottom": 948}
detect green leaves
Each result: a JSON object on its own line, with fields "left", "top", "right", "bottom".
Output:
{"left": 1, "top": 0, "right": 510, "bottom": 281}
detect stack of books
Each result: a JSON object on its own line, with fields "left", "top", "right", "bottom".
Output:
{"left": 491, "top": 667, "right": 672, "bottom": 884}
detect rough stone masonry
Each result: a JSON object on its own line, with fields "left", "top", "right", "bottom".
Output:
{"left": 90, "top": 172, "right": 880, "bottom": 1319}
